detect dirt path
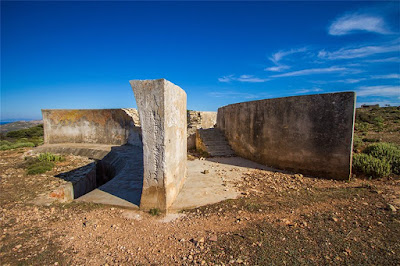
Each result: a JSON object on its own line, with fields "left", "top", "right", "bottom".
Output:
{"left": 1, "top": 148, "right": 400, "bottom": 265}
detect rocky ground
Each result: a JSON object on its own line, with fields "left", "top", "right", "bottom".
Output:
{"left": 1, "top": 148, "right": 400, "bottom": 265}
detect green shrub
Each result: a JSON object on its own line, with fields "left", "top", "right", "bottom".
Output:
{"left": 0, "top": 141, "right": 35, "bottom": 150}
{"left": 149, "top": 208, "right": 161, "bottom": 216}
{"left": 38, "top": 152, "right": 65, "bottom": 162}
{"left": 354, "top": 122, "right": 370, "bottom": 132}
{"left": 24, "top": 153, "right": 63, "bottom": 175}
{"left": 353, "top": 136, "right": 362, "bottom": 152}
{"left": 0, "top": 140, "right": 12, "bottom": 146}
{"left": 0, "top": 125, "right": 44, "bottom": 150}
{"left": 352, "top": 154, "right": 391, "bottom": 178}
{"left": 26, "top": 161, "right": 55, "bottom": 175}
{"left": 363, "top": 143, "right": 400, "bottom": 174}
{"left": 357, "top": 112, "right": 375, "bottom": 124}
{"left": 6, "top": 125, "right": 43, "bottom": 138}
{"left": 30, "top": 137, "right": 44, "bottom": 147}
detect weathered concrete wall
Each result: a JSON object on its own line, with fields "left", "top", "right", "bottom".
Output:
{"left": 42, "top": 109, "right": 141, "bottom": 146}
{"left": 217, "top": 92, "right": 356, "bottom": 180}
{"left": 130, "top": 79, "right": 187, "bottom": 211}
{"left": 187, "top": 111, "right": 217, "bottom": 150}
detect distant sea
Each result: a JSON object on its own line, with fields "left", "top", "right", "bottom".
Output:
{"left": 0, "top": 122, "right": 11, "bottom": 125}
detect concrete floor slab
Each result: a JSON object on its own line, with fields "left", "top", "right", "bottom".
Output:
{"left": 170, "top": 156, "right": 276, "bottom": 211}
{"left": 73, "top": 153, "right": 280, "bottom": 212}
{"left": 77, "top": 189, "right": 139, "bottom": 209}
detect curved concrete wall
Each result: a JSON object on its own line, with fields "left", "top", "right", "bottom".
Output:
{"left": 217, "top": 92, "right": 356, "bottom": 180}
{"left": 42, "top": 109, "right": 141, "bottom": 146}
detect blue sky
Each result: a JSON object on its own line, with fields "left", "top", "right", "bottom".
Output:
{"left": 1, "top": 1, "right": 399, "bottom": 120}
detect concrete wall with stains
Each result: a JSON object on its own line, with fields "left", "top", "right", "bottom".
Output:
{"left": 130, "top": 79, "right": 187, "bottom": 211}
{"left": 42, "top": 109, "right": 142, "bottom": 146}
{"left": 217, "top": 92, "right": 356, "bottom": 180}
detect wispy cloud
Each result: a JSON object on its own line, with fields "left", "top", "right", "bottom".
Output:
{"left": 218, "top": 75, "right": 234, "bottom": 82}
{"left": 364, "top": 57, "right": 400, "bottom": 63}
{"left": 271, "top": 66, "right": 349, "bottom": 78}
{"left": 265, "top": 47, "right": 307, "bottom": 72}
{"left": 296, "top": 87, "right": 323, "bottom": 94}
{"left": 371, "top": 74, "right": 400, "bottom": 79}
{"left": 357, "top": 85, "right": 400, "bottom": 97}
{"left": 269, "top": 48, "right": 307, "bottom": 64}
{"left": 208, "top": 91, "right": 269, "bottom": 99}
{"left": 265, "top": 65, "right": 290, "bottom": 72}
{"left": 329, "top": 13, "right": 391, "bottom": 36}
{"left": 337, "top": 78, "right": 366, "bottom": 84}
{"left": 318, "top": 43, "right": 399, "bottom": 60}
{"left": 218, "top": 75, "right": 269, "bottom": 83}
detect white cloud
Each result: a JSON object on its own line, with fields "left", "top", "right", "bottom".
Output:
{"left": 357, "top": 85, "right": 400, "bottom": 97}
{"left": 337, "top": 78, "right": 366, "bottom": 84}
{"left": 318, "top": 43, "right": 399, "bottom": 60}
{"left": 236, "top": 75, "right": 270, "bottom": 83}
{"left": 371, "top": 74, "right": 400, "bottom": 79}
{"left": 296, "top": 88, "right": 323, "bottom": 94}
{"left": 271, "top": 66, "right": 348, "bottom": 78}
{"left": 364, "top": 57, "right": 400, "bottom": 63}
{"left": 208, "top": 91, "right": 269, "bottom": 99}
{"left": 218, "top": 75, "right": 234, "bottom": 83}
{"left": 218, "top": 75, "right": 269, "bottom": 83}
{"left": 269, "top": 48, "right": 307, "bottom": 64}
{"left": 329, "top": 13, "right": 390, "bottom": 36}
{"left": 265, "top": 47, "right": 307, "bottom": 72}
{"left": 265, "top": 65, "right": 290, "bottom": 72}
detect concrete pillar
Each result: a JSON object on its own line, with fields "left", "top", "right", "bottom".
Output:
{"left": 129, "top": 79, "right": 187, "bottom": 211}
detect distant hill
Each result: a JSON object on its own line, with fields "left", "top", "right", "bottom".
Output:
{"left": 0, "top": 120, "right": 43, "bottom": 134}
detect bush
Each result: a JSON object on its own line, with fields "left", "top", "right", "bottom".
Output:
{"left": 30, "top": 137, "right": 44, "bottom": 147}
{"left": 374, "top": 116, "right": 384, "bottom": 132}
{"left": 353, "top": 136, "right": 362, "bottom": 152}
{"left": 23, "top": 152, "right": 63, "bottom": 175}
{"left": 6, "top": 125, "right": 43, "bottom": 138}
{"left": 26, "top": 161, "right": 55, "bottom": 175}
{"left": 363, "top": 143, "right": 400, "bottom": 174}
{"left": 149, "top": 208, "right": 161, "bottom": 216}
{"left": 0, "top": 140, "right": 35, "bottom": 150}
{"left": 38, "top": 152, "right": 65, "bottom": 162}
{"left": 353, "top": 153, "right": 391, "bottom": 178}
{"left": 354, "top": 122, "right": 370, "bottom": 132}
{"left": 1, "top": 125, "right": 44, "bottom": 150}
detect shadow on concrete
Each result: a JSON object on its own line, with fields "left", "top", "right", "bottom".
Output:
{"left": 95, "top": 144, "right": 143, "bottom": 207}
{"left": 53, "top": 144, "right": 144, "bottom": 208}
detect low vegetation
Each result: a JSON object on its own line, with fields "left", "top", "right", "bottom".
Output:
{"left": 353, "top": 153, "right": 391, "bottom": 178}
{"left": 26, "top": 161, "right": 55, "bottom": 175}
{"left": 149, "top": 208, "right": 161, "bottom": 216}
{"left": 0, "top": 140, "right": 35, "bottom": 150}
{"left": 354, "top": 106, "right": 400, "bottom": 146}
{"left": 352, "top": 106, "right": 400, "bottom": 179}
{"left": 24, "top": 152, "right": 65, "bottom": 175}
{"left": 0, "top": 125, "right": 44, "bottom": 150}
{"left": 37, "top": 152, "right": 65, "bottom": 163}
